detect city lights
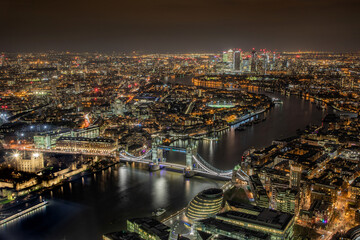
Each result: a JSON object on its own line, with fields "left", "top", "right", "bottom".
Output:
{"left": 0, "top": 35, "right": 359, "bottom": 240}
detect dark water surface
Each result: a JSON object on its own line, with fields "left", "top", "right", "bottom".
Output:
{"left": 0, "top": 165, "right": 224, "bottom": 240}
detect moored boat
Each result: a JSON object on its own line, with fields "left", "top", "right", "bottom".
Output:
{"left": 152, "top": 208, "right": 166, "bottom": 217}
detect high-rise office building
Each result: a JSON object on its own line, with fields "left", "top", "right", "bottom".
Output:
{"left": 222, "top": 51, "right": 228, "bottom": 63}
{"left": 269, "top": 52, "right": 277, "bottom": 70}
{"left": 263, "top": 53, "right": 269, "bottom": 74}
{"left": 290, "top": 163, "right": 302, "bottom": 189}
{"left": 233, "top": 50, "right": 242, "bottom": 71}
{"left": 242, "top": 58, "right": 251, "bottom": 72}
{"left": 251, "top": 49, "right": 257, "bottom": 73}
{"left": 227, "top": 49, "right": 234, "bottom": 63}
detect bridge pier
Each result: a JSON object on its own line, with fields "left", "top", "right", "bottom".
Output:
{"left": 184, "top": 168, "right": 195, "bottom": 178}
{"left": 149, "top": 163, "right": 160, "bottom": 171}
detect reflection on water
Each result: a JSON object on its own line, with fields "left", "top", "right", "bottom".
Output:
{"left": 118, "top": 166, "right": 128, "bottom": 191}
{"left": 184, "top": 179, "right": 191, "bottom": 198}
{"left": 0, "top": 165, "right": 223, "bottom": 240}
{"left": 152, "top": 177, "right": 168, "bottom": 207}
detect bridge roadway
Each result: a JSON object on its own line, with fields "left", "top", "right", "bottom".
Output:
{"left": 120, "top": 157, "right": 183, "bottom": 169}
{"left": 118, "top": 150, "right": 251, "bottom": 181}
{"left": 118, "top": 151, "right": 247, "bottom": 180}
{"left": 119, "top": 156, "right": 233, "bottom": 180}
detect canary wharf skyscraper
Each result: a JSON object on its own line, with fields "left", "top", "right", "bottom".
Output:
{"left": 233, "top": 50, "right": 242, "bottom": 71}
{"left": 251, "top": 49, "right": 257, "bottom": 73}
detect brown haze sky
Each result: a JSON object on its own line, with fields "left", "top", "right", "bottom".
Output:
{"left": 1, "top": 0, "right": 359, "bottom": 52}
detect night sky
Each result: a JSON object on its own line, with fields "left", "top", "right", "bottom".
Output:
{"left": 1, "top": 0, "right": 359, "bottom": 53}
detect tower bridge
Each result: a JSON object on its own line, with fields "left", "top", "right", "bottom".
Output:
{"left": 119, "top": 135, "right": 250, "bottom": 181}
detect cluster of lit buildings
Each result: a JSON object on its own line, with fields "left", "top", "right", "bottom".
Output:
{"left": 1, "top": 51, "right": 360, "bottom": 239}
{"left": 219, "top": 49, "right": 282, "bottom": 75}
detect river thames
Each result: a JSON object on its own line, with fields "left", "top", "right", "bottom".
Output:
{"left": 197, "top": 89, "right": 330, "bottom": 170}
{"left": 0, "top": 89, "right": 331, "bottom": 240}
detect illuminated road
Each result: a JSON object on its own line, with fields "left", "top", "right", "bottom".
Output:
{"left": 4, "top": 145, "right": 117, "bottom": 157}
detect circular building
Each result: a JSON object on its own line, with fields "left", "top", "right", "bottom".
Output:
{"left": 186, "top": 188, "right": 223, "bottom": 220}
{"left": 344, "top": 225, "right": 360, "bottom": 240}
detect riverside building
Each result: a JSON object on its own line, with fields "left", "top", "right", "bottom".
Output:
{"left": 186, "top": 188, "right": 223, "bottom": 220}
{"left": 215, "top": 203, "right": 294, "bottom": 240}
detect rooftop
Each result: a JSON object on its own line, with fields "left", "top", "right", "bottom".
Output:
{"left": 102, "top": 231, "right": 142, "bottom": 240}
{"left": 128, "top": 217, "right": 170, "bottom": 240}
{"left": 216, "top": 203, "right": 294, "bottom": 231}
{"left": 198, "top": 217, "right": 270, "bottom": 239}
{"left": 57, "top": 136, "right": 115, "bottom": 143}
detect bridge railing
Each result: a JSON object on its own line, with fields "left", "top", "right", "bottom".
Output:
{"left": 192, "top": 154, "right": 233, "bottom": 177}
{"left": 194, "top": 153, "right": 233, "bottom": 174}
{"left": 194, "top": 154, "right": 249, "bottom": 181}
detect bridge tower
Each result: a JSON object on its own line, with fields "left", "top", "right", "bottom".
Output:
{"left": 150, "top": 135, "right": 199, "bottom": 176}
{"left": 185, "top": 140, "right": 198, "bottom": 170}
{"left": 150, "top": 136, "right": 163, "bottom": 171}
{"left": 186, "top": 147, "right": 193, "bottom": 170}
{"left": 184, "top": 139, "right": 198, "bottom": 177}
{"left": 151, "top": 136, "right": 161, "bottom": 164}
